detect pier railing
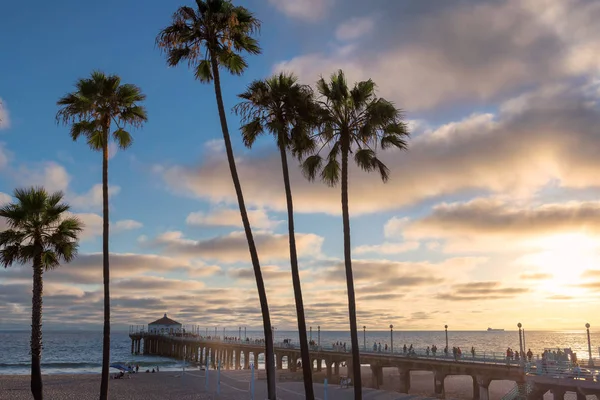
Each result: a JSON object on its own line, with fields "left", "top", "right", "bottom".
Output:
{"left": 129, "top": 332, "right": 543, "bottom": 367}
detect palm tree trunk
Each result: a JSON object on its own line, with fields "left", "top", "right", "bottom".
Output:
{"left": 341, "top": 137, "right": 362, "bottom": 399}
{"left": 31, "top": 253, "right": 43, "bottom": 400}
{"left": 99, "top": 134, "right": 110, "bottom": 400}
{"left": 209, "top": 57, "right": 276, "bottom": 399}
{"left": 279, "top": 144, "right": 314, "bottom": 399}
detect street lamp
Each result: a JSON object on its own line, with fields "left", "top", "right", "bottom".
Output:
{"left": 223, "top": 327, "right": 225, "bottom": 339}
{"left": 310, "top": 326, "right": 312, "bottom": 342}
{"left": 244, "top": 326, "right": 247, "bottom": 340}
{"left": 517, "top": 323, "right": 523, "bottom": 365}
{"left": 390, "top": 325, "right": 394, "bottom": 353}
{"left": 318, "top": 326, "right": 321, "bottom": 347}
{"left": 215, "top": 326, "right": 217, "bottom": 337}
{"left": 239, "top": 326, "right": 241, "bottom": 340}
{"left": 363, "top": 326, "right": 366, "bottom": 351}
{"left": 522, "top": 328, "right": 526, "bottom": 351}
{"left": 586, "top": 323, "right": 594, "bottom": 366}
{"left": 445, "top": 325, "right": 449, "bottom": 353}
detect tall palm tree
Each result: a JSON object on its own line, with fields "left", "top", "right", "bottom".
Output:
{"left": 0, "top": 187, "right": 82, "bottom": 400}
{"left": 156, "top": 2, "right": 278, "bottom": 398}
{"left": 235, "top": 72, "right": 319, "bottom": 399}
{"left": 302, "top": 70, "right": 410, "bottom": 399}
{"left": 56, "top": 71, "right": 147, "bottom": 400}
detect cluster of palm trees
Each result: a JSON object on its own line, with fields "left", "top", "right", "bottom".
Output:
{"left": 0, "top": 1, "right": 409, "bottom": 399}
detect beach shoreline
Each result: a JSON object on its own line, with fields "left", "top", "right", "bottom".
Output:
{"left": 0, "top": 366, "right": 519, "bottom": 400}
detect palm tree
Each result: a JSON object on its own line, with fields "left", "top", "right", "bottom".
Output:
{"left": 0, "top": 187, "right": 82, "bottom": 400}
{"left": 156, "top": 2, "right": 278, "bottom": 399}
{"left": 235, "top": 72, "right": 319, "bottom": 399}
{"left": 302, "top": 70, "right": 410, "bottom": 399}
{"left": 56, "top": 71, "right": 147, "bottom": 400}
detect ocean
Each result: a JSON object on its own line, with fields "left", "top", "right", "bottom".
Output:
{"left": 1, "top": 329, "right": 598, "bottom": 375}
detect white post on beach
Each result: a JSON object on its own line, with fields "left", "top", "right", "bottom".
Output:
{"left": 205, "top": 357, "right": 209, "bottom": 391}
{"left": 324, "top": 378, "right": 328, "bottom": 400}
{"left": 250, "top": 362, "right": 255, "bottom": 400}
{"left": 217, "top": 360, "right": 221, "bottom": 395}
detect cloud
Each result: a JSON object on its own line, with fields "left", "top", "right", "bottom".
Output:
{"left": 69, "top": 183, "right": 121, "bottom": 210}
{"left": 354, "top": 241, "right": 419, "bottom": 255}
{"left": 404, "top": 198, "right": 600, "bottom": 252}
{"left": 1, "top": 253, "right": 209, "bottom": 286}
{"left": 158, "top": 85, "right": 600, "bottom": 216}
{"left": 114, "top": 219, "right": 143, "bottom": 231}
{"left": 15, "top": 162, "right": 70, "bottom": 193}
{"left": 68, "top": 213, "right": 144, "bottom": 241}
{"left": 436, "top": 282, "right": 529, "bottom": 301}
{"left": 273, "top": 0, "right": 600, "bottom": 111}
{"left": 335, "top": 16, "right": 375, "bottom": 41}
{"left": 0, "top": 98, "right": 9, "bottom": 129}
{"left": 520, "top": 272, "right": 553, "bottom": 280}
{"left": 144, "top": 230, "right": 324, "bottom": 263}
{"left": 186, "top": 208, "right": 282, "bottom": 230}
{"left": 268, "top": 0, "right": 335, "bottom": 21}
{"left": 0, "top": 192, "right": 11, "bottom": 204}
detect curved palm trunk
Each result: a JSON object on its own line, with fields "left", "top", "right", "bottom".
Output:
{"left": 279, "top": 145, "right": 314, "bottom": 399}
{"left": 31, "top": 254, "right": 43, "bottom": 400}
{"left": 210, "top": 57, "right": 276, "bottom": 399}
{"left": 341, "top": 138, "right": 362, "bottom": 399}
{"left": 99, "top": 136, "right": 111, "bottom": 400}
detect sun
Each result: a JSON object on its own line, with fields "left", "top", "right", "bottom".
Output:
{"left": 517, "top": 233, "right": 599, "bottom": 293}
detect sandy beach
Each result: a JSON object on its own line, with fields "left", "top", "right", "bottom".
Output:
{"left": 0, "top": 367, "right": 585, "bottom": 400}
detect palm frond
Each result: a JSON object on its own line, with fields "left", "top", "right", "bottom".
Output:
{"left": 0, "top": 187, "right": 81, "bottom": 270}
{"left": 301, "top": 155, "right": 323, "bottom": 182}
{"left": 195, "top": 59, "right": 213, "bottom": 82}
{"left": 239, "top": 118, "right": 264, "bottom": 148}
{"left": 112, "top": 128, "right": 133, "bottom": 149}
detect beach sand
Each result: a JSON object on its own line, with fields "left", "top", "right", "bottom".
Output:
{"left": 0, "top": 368, "right": 591, "bottom": 400}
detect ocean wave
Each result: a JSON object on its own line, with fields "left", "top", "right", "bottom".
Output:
{"left": 0, "top": 360, "right": 180, "bottom": 370}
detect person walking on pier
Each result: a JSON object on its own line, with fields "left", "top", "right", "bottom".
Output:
{"left": 527, "top": 349, "right": 533, "bottom": 362}
{"left": 471, "top": 346, "right": 475, "bottom": 358}
{"left": 432, "top": 345, "right": 437, "bottom": 356}
{"left": 426, "top": 346, "right": 430, "bottom": 356}
{"left": 403, "top": 344, "right": 407, "bottom": 354}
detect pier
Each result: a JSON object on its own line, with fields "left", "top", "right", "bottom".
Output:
{"left": 127, "top": 329, "right": 598, "bottom": 400}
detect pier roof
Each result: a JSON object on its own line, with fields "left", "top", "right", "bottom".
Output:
{"left": 148, "top": 313, "right": 181, "bottom": 326}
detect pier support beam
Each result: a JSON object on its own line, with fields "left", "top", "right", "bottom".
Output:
{"left": 472, "top": 376, "right": 479, "bottom": 400}
{"left": 326, "top": 361, "right": 333, "bottom": 381}
{"left": 370, "top": 366, "right": 383, "bottom": 389}
{"left": 551, "top": 388, "right": 566, "bottom": 400}
{"left": 398, "top": 368, "right": 410, "bottom": 393}
{"left": 475, "top": 376, "right": 492, "bottom": 400}
{"left": 434, "top": 371, "right": 446, "bottom": 398}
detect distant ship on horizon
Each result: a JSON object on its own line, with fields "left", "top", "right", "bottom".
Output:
{"left": 487, "top": 327, "right": 505, "bottom": 332}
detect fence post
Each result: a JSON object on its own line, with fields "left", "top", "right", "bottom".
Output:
{"left": 217, "top": 360, "right": 221, "bottom": 395}
{"left": 250, "top": 363, "right": 255, "bottom": 400}
{"left": 205, "top": 356, "right": 209, "bottom": 391}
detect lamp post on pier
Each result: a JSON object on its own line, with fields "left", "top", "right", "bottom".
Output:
{"left": 223, "top": 327, "right": 225, "bottom": 339}
{"left": 363, "top": 326, "right": 366, "bottom": 351}
{"left": 215, "top": 326, "right": 217, "bottom": 338}
{"left": 310, "top": 326, "right": 312, "bottom": 342}
{"left": 586, "top": 323, "right": 594, "bottom": 366}
{"left": 522, "top": 328, "right": 526, "bottom": 352}
{"left": 318, "top": 326, "right": 321, "bottom": 347}
{"left": 206, "top": 327, "right": 208, "bottom": 337}
{"left": 444, "top": 325, "right": 448, "bottom": 352}
{"left": 244, "top": 326, "right": 246, "bottom": 340}
{"left": 390, "top": 324, "right": 394, "bottom": 353}
{"left": 517, "top": 323, "right": 523, "bottom": 365}
{"left": 239, "top": 326, "right": 241, "bottom": 340}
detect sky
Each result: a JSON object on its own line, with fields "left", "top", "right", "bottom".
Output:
{"left": 1, "top": 0, "right": 600, "bottom": 332}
